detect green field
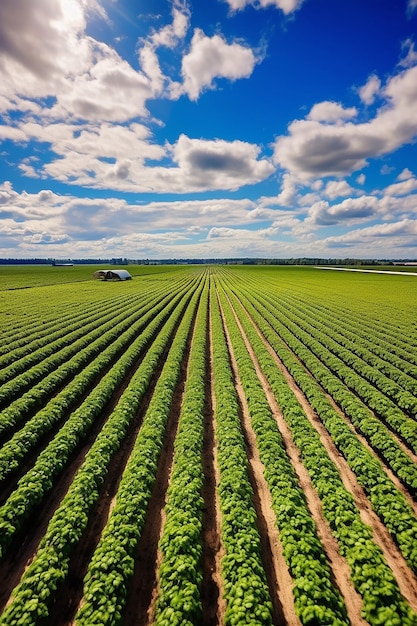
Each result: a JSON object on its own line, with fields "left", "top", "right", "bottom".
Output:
{"left": 1, "top": 265, "right": 416, "bottom": 625}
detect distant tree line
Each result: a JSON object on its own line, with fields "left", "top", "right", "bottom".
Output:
{"left": 0, "top": 257, "right": 415, "bottom": 266}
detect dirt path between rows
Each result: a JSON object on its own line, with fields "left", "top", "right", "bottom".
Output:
{"left": 201, "top": 314, "right": 224, "bottom": 626}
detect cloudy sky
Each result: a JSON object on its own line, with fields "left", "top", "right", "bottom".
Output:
{"left": 1, "top": 0, "right": 417, "bottom": 260}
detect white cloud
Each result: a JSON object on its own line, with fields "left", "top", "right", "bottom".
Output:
{"left": 223, "top": 0, "right": 304, "bottom": 15}
{"left": 307, "top": 101, "right": 357, "bottom": 123}
{"left": 273, "top": 63, "right": 417, "bottom": 179}
{"left": 174, "top": 29, "right": 257, "bottom": 100}
{"left": 324, "top": 180, "right": 356, "bottom": 199}
{"left": 307, "top": 196, "right": 379, "bottom": 226}
{"left": 359, "top": 74, "right": 381, "bottom": 105}
{"left": 399, "top": 38, "right": 417, "bottom": 68}
{"left": 356, "top": 173, "right": 366, "bottom": 185}
{"left": 397, "top": 167, "right": 414, "bottom": 180}
{"left": 383, "top": 176, "right": 417, "bottom": 196}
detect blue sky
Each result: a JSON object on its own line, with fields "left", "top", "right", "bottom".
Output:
{"left": 1, "top": 0, "right": 417, "bottom": 260}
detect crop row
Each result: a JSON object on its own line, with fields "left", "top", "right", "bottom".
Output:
{"left": 0, "top": 278, "right": 201, "bottom": 487}
{"left": 147, "top": 281, "right": 208, "bottom": 625}
{"left": 0, "top": 275, "right": 198, "bottom": 443}
{"left": 278, "top": 292, "right": 417, "bottom": 399}
{"left": 260, "top": 289, "right": 417, "bottom": 420}
{"left": 285, "top": 290, "right": 417, "bottom": 366}
{"left": 209, "top": 284, "right": 273, "bottom": 625}
{"left": 223, "top": 276, "right": 417, "bottom": 574}
{"left": 73, "top": 277, "right": 205, "bottom": 625}
{"left": 216, "top": 284, "right": 349, "bottom": 625}
{"left": 0, "top": 288, "right": 162, "bottom": 409}
{"left": 0, "top": 278, "right": 202, "bottom": 573}
{"left": 0, "top": 277, "right": 204, "bottom": 625}
{"left": 218, "top": 278, "right": 417, "bottom": 625}
{"left": 222, "top": 271, "right": 417, "bottom": 484}
{"left": 0, "top": 292, "right": 141, "bottom": 375}
{"left": 250, "top": 286, "right": 417, "bottom": 485}
{"left": 0, "top": 290, "right": 140, "bottom": 356}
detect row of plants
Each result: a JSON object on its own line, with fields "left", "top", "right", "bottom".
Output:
{"left": 0, "top": 278, "right": 204, "bottom": 625}
{"left": 209, "top": 284, "right": 274, "bottom": 625}
{"left": 0, "top": 291, "right": 160, "bottom": 408}
{"left": 153, "top": 283, "right": 209, "bottom": 625}
{"left": 220, "top": 280, "right": 417, "bottom": 626}
{"left": 278, "top": 292, "right": 417, "bottom": 400}
{"left": 226, "top": 278, "right": 417, "bottom": 575}
{"left": 283, "top": 289, "right": 417, "bottom": 367}
{"left": 0, "top": 291, "right": 142, "bottom": 375}
{"left": 224, "top": 271, "right": 417, "bottom": 469}
{"left": 250, "top": 286, "right": 417, "bottom": 484}
{"left": 0, "top": 277, "right": 195, "bottom": 441}
{"left": 0, "top": 290, "right": 148, "bottom": 384}
{"left": 265, "top": 290, "right": 417, "bottom": 419}
{"left": 73, "top": 279, "right": 205, "bottom": 625}
{"left": 0, "top": 279, "right": 199, "bottom": 486}
{"left": 0, "top": 278, "right": 202, "bottom": 564}
{"left": 0, "top": 289, "right": 139, "bottom": 356}
{"left": 216, "top": 282, "right": 350, "bottom": 625}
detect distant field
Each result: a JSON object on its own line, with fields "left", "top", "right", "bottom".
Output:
{"left": 1, "top": 265, "right": 416, "bottom": 625}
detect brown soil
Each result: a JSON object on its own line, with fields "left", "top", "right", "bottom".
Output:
{"left": 201, "top": 317, "right": 223, "bottom": 626}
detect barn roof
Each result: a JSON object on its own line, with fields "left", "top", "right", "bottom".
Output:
{"left": 93, "top": 269, "right": 132, "bottom": 281}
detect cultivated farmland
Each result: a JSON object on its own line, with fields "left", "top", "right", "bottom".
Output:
{"left": 0, "top": 264, "right": 416, "bottom": 625}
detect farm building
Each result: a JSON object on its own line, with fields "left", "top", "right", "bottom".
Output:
{"left": 93, "top": 269, "right": 132, "bottom": 281}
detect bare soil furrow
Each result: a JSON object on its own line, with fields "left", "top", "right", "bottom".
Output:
{"left": 201, "top": 319, "right": 222, "bottom": 626}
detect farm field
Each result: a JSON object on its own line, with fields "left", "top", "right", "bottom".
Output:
{"left": 0, "top": 264, "right": 417, "bottom": 625}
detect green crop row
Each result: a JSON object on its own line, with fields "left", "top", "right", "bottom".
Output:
{"left": 0, "top": 277, "right": 192, "bottom": 441}
{"left": 210, "top": 284, "right": 273, "bottom": 626}
{"left": 220, "top": 282, "right": 417, "bottom": 626}
{"left": 216, "top": 282, "right": 349, "bottom": 625}
{"left": 0, "top": 290, "right": 139, "bottom": 357}
{"left": 247, "top": 287, "right": 417, "bottom": 487}
{"left": 74, "top": 278, "right": 205, "bottom": 626}
{"left": 228, "top": 281, "right": 417, "bottom": 575}
{"left": 260, "top": 289, "right": 417, "bottom": 421}
{"left": 278, "top": 293, "right": 417, "bottom": 397}
{"left": 0, "top": 275, "right": 192, "bottom": 409}
{"left": 153, "top": 282, "right": 208, "bottom": 625}
{"left": 0, "top": 279, "right": 204, "bottom": 626}
{"left": 222, "top": 269, "right": 417, "bottom": 483}
{"left": 0, "top": 279, "right": 197, "bottom": 486}
{"left": 0, "top": 295, "right": 157, "bottom": 412}
{"left": 0, "top": 278, "right": 201, "bottom": 567}
{"left": 0, "top": 292, "right": 141, "bottom": 376}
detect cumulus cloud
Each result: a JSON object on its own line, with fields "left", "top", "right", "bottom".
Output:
{"left": 359, "top": 74, "right": 381, "bottom": 105}
{"left": 407, "top": 0, "right": 417, "bottom": 17}
{"left": 169, "top": 135, "right": 274, "bottom": 191}
{"left": 223, "top": 0, "right": 304, "bottom": 15}
{"left": 307, "top": 196, "right": 379, "bottom": 226}
{"left": 273, "top": 63, "right": 417, "bottom": 179}
{"left": 0, "top": 0, "right": 157, "bottom": 123}
{"left": 307, "top": 101, "right": 357, "bottom": 122}
{"left": 397, "top": 167, "right": 414, "bottom": 180}
{"left": 324, "top": 180, "right": 356, "bottom": 199}
{"left": 383, "top": 176, "right": 417, "bottom": 196}
{"left": 173, "top": 29, "right": 257, "bottom": 100}
{"left": 323, "top": 219, "right": 417, "bottom": 249}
